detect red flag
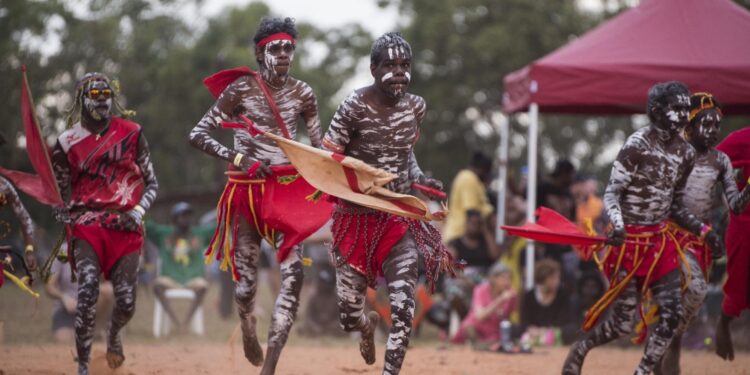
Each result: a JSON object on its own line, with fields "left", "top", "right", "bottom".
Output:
{"left": 501, "top": 207, "right": 606, "bottom": 245}
{"left": 0, "top": 66, "right": 64, "bottom": 207}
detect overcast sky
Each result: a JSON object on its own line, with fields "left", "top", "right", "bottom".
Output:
{"left": 181, "top": 0, "right": 401, "bottom": 35}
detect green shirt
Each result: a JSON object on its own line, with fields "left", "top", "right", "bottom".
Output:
{"left": 146, "top": 222, "right": 214, "bottom": 285}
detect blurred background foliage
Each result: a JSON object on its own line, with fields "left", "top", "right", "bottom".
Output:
{"left": 1, "top": 0, "right": 748, "bottom": 233}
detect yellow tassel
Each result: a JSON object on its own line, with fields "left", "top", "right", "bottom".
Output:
{"left": 302, "top": 257, "right": 313, "bottom": 267}
{"left": 305, "top": 190, "right": 323, "bottom": 202}
{"left": 276, "top": 174, "right": 299, "bottom": 185}
{"left": 3, "top": 270, "right": 40, "bottom": 298}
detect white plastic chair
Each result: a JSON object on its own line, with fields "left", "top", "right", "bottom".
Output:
{"left": 153, "top": 288, "right": 204, "bottom": 337}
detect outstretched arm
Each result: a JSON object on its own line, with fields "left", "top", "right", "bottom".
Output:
{"left": 719, "top": 153, "right": 750, "bottom": 215}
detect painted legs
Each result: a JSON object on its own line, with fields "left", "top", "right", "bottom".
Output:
{"left": 73, "top": 242, "right": 100, "bottom": 375}
{"left": 335, "top": 234, "right": 419, "bottom": 375}
{"left": 562, "top": 270, "right": 683, "bottom": 375}
{"left": 233, "top": 218, "right": 303, "bottom": 375}
{"left": 106, "top": 251, "right": 139, "bottom": 369}
{"left": 262, "top": 248, "right": 303, "bottom": 375}
{"left": 74, "top": 241, "right": 138, "bottom": 375}
{"left": 658, "top": 253, "right": 707, "bottom": 375}
{"left": 562, "top": 272, "right": 639, "bottom": 375}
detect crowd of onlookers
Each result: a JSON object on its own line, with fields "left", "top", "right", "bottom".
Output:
{"left": 422, "top": 152, "right": 740, "bottom": 352}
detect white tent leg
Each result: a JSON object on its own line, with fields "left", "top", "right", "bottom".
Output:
{"left": 525, "top": 103, "right": 539, "bottom": 290}
{"left": 495, "top": 113, "right": 509, "bottom": 245}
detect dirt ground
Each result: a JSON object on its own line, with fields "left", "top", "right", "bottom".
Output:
{"left": 2, "top": 342, "right": 749, "bottom": 375}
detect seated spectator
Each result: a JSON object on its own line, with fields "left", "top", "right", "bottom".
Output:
{"left": 451, "top": 262, "right": 517, "bottom": 345}
{"left": 443, "top": 152, "right": 494, "bottom": 243}
{"left": 520, "top": 259, "right": 572, "bottom": 346}
{"left": 448, "top": 209, "right": 500, "bottom": 275}
{"left": 45, "top": 257, "right": 113, "bottom": 342}
{"left": 146, "top": 202, "right": 212, "bottom": 333}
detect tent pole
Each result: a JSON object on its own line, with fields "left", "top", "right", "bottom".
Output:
{"left": 495, "top": 113, "right": 509, "bottom": 245}
{"left": 525, "top": 103, "right": 538, "bottom": 290}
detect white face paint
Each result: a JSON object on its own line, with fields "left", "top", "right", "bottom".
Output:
{"left": 263, "top": 40, "right": 295, "bottom": 78}
{"left": 666, "top": 110, "right": 680, "bottom": 122}
{"left": 381, "top": 72, "right": 394, "bottom": 83}
{"left": 83, "top": 81, "right": 113, "bottom": 121}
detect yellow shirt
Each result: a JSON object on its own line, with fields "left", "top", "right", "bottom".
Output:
{"left": 443, "top": 169, "right": 494, "bottom": 242}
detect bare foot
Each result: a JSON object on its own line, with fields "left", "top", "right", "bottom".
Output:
{"left": 106, "top": 351, "right": 125, "bottom": 369}
{"left": 360, "top": 311, "right": 380, "bottom": 365}
{"left": 106, "top": 330, "right": 125, "bottom": 369}
{"left": 242, "top": 316, "right": 264, "bottom": 366}
{"left": 715, "top": 314, "right": 735, "bottom": 361}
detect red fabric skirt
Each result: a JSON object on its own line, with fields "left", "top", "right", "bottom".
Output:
{"left": 331, "top": 203, "right": 409, "bottom": 279}
{"left": 72, "top": 224, "right": 143, "bottom": 279}
{"left": 601, "top": 222, "right": 680, "bottom": 284}
{"left": 204, "top": 168, "right": 333, "bottom": 281}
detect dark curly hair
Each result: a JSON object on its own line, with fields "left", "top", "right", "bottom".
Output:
{"left": 370, "top": 32, "right": 412, "bottom": 65}
{"left": 253, "top": 17, "right": 298, "bottom": 45}
{"left": 646, "top": 81, "right": 689, "bottom": 123}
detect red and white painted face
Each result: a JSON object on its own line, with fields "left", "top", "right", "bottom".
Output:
{"left": 371, "top": 46, "right": 412, "bottom": 100}
{"left": 82, "top": 79, "right": 113, "bottom": 121}
{"left": 262, "top": 39, "right": 295, "bottom": 78}
{"left": 691, "top": 108, "right": 721, "bottom": 148}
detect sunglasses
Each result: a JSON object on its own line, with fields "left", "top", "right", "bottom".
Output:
{"left": 86, "top": 88, "right": 113, "bottom": 99}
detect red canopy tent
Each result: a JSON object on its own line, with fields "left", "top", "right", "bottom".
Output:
{"left": 503, "top": 0, "right": 750, "bottom": 115}
{"left": 499, "top": 0, "right": 750, "bottom": 288}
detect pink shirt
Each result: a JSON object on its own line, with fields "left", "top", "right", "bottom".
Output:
{"left": 453, "top": 282, "right": 518, "bottom": 343}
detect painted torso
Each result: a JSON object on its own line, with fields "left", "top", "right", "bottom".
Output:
{"left": 684, "top": 149, "right": 749, "bottom": 222}
{"left": 193, "top": 75, "right": 319, "bottom": 166}
{"left": 324, "top": 90, "right": 425, "bottom": 193}
{"left": 605, "top": 127, "right": 695, "bottom": 227}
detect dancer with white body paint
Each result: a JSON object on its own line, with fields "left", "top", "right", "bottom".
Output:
{"left": 323, "top": 32, "right": 451, "bottom": 375}
{"left": 562, "top": 81, "right": 722, "bottom": 375}
{"left": 52, "top": 72, "right": 158, "bottom": 375}
{"left": 189, "top": 17, "right": 321, "bottom": 375}
{"left": 655, "top": 93, "right": 749, "bottom": 375}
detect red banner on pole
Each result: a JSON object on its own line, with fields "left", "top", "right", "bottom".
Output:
{"left": 0, "top": 66, "right": 64, "bottom": 207}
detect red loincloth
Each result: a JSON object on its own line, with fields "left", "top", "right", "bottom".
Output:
{"left": 601, "top": 223, "right": 679, "bottom": 283}
{"left": 205, "top": 165, "right": 332, "bottom": 281}
{"left": 330, "top": 200, "right": 455, "bottom": 292}
{"left": 584, "top": 222, "right": 680, "bottom": 332}
{"left": 331, "top": 205, "right": 409, "bottom": 279}
{"left": 72, "top": 224, "right": 143, "bottom": 280}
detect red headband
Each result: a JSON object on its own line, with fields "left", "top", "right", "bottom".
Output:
{"left": 256, "top": 32, "right": 295, "bottom": 48}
